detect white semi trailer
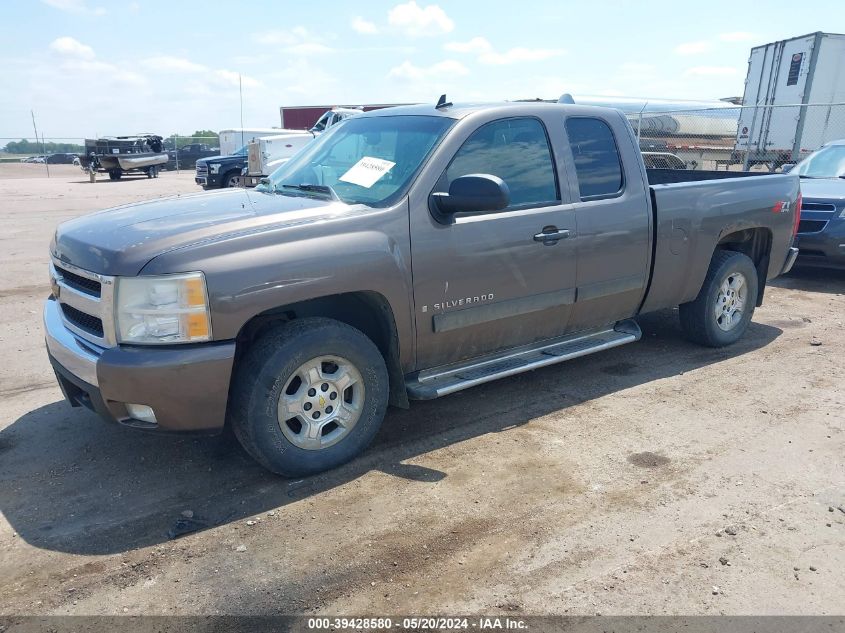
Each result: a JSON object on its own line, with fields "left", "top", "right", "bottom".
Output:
{"left": 735, "top": 31, "right": 845, "bottom": 168}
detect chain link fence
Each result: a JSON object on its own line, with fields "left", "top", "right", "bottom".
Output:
{"left": 4, "top": 103, "right": 845, "bottom": 175}
{"left": 627, "top": 102, "right": 845, "bottom": 172}
{"left": 0, "top": 135, "right": 220, "bottom": 172}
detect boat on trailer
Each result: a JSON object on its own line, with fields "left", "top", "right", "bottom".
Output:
{"left": 78, "top": 134, "right": 168, "bottom": 182}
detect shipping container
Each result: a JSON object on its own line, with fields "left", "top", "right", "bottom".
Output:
{"left": 735, "top": 32, "right": 845, "bottom": 167}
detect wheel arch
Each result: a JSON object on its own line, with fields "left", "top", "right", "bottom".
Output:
{"left": 715, "top": 226, "right": 772, "bottom": 307}
{"left": 235, "top": 291, "right": 409, "bottom": 409}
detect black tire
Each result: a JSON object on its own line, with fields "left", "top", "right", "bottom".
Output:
{"left": 229, "top": 318, "right": 389, "bottom": 477}
{"left": 222, "top": 170, "right": 240, "bottom": 188}
{"left": 679, "top": 250, "right": 758, "bottom": 347}
{"left": 108, "top": 169, "right": 122, "bottom": 181}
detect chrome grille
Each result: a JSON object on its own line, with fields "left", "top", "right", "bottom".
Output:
{"left": 801, "top": 201, "right": 836, "bottom": 213}
{"left": 797, "top": 219, "right": 829, "bottom": 234}
{"left": 54, "top": 264, "right": 101, "bottom": 297}
{"left": 60, "top": 303, "right": 104, "bottom": 337}
{"left": 50, "top": 257, "right": 116, "bottom": 348}
{"left": 196, "top": 164, "right": 208, "bottom": 176}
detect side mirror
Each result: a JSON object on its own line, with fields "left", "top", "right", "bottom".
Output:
{"left": 432, "top": 174, "right": 510, "bottom": 215}
{"left": 781, "top": 163, "right": 796, "bottom": 173}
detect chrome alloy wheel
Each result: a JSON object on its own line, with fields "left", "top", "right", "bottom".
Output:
{"left": 714, "top": 272, "right": 747, "bottom": 332}
{"left": 277, "top": 355, "right": 365, "bottom": 450}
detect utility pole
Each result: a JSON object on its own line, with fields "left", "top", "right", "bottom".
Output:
{"left": 31, "top": 110, "right": 49, "bottom": 178}
{"left": 239, "top": 74, "right": 245, "bottom": 151}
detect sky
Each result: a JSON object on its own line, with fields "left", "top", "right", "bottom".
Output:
{"left": 0, "top": 0, "right": 842, "bottom": 140}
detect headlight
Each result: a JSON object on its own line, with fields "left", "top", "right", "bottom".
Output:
{"left": 209, "top": 164, "right": 220, "bottom": 174}
{"left": 115, "top": 272, "right": 211, "bottom": 344}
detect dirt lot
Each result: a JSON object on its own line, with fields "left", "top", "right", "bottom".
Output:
{"left": 1, "top": 165, "right": 843, "bottom": 616}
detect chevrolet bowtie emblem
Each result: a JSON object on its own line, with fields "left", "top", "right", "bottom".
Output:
{"left": 318, "top": 395, "right": 326, "bottom": 407}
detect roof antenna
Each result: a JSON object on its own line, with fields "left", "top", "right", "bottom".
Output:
{"left": 435, "top": 94, "right": 452, "bottom": 109}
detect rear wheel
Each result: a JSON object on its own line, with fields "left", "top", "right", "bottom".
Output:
{"left": 679, "top": 250, "right": 758, "bottom": 347}
{"left": 229, "top": 318, "right": 389, "bottom": 477}
{"left": 108, "top": 169, "right": 122, "bottom": 181}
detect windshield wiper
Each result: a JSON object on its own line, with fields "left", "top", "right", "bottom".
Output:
{"left": 798, "top": 174, "right": 817, "bottom": 179}
{"left": 278, "top": 183, "right": 339, "bottom": 200}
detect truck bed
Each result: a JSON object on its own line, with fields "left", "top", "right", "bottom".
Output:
{"left": 640, "top": 169, "right": 799, "bottom": 315}
{"left": 645, "top": 168, "right": 773, "bottom": 185}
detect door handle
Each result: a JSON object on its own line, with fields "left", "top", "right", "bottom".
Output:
{"left": 533, "top": 228, "right": 570, "bottom": 243}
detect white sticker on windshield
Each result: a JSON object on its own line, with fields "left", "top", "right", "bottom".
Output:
{"left": 339, "top": 156, "right": 395, "bottom": 188}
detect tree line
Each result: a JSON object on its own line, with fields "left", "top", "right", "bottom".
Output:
{"left": 2, "top": 130, "right": 221, "bottom": 155}
{"left": 1, "top": 140, "right": 84, "bottom": 155}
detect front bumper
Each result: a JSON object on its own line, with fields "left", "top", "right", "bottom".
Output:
{"left": 44, "top": 297, "right": 236, "bottom": 433}
{"left": 235, "top": 174, "right": 263, "bottom": 188}
{"left": 794, "top": 222, "right": 845, "bottom": 269}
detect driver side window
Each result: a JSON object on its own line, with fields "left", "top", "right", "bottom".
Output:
{"left": 445, "top": 117, "right": 559, "bottom": 209}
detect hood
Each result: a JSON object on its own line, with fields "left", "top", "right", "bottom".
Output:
{"left": 51, "top": 189, "right": 341, "bottom": 276}
{"left": 196, "top": 154, "right": 244, "bottom": 166}
{"left": 799, "top": 177, "right": 845, "bottom": 202}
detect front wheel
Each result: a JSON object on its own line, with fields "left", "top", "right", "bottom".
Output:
{"left": 223, "top": 170, "right": 240, "bottom": 188}
{"left": 108, "top": 169, "right": 122, "bottom": 181}
{"left": 679, "top": 250, "right": 758, "bottom": 347}
{"left": 229, "top": 318, "right": 389, "bottom": 477}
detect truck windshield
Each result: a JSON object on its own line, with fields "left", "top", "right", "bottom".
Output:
{"left": 260, "top": 115, "right": 455, "bottom": 206}
{"left": 796, "top": 144, "right": 845, "bottom": 178}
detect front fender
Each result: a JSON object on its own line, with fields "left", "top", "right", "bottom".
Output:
{"left": 140, "top": 215, "right": 415, "bottom": 370}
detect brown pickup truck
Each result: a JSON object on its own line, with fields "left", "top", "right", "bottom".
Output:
{"left": 45, "top": 101, "right": 801, "bottom": 476}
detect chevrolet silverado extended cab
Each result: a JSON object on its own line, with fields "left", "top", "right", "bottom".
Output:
{"left": 45, "top": 101, "right": 801, "bottom": 476}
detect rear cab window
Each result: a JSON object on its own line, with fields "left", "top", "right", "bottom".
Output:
{"left": 565, "top": 117, "right": 624, "bottom": 200}
{"left": 444, "top": 117, "right": 559, "bottom": 210}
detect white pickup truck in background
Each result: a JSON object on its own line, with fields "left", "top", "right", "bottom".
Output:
{"left": 239, "top": 107, "right": 363, "bottom": 187}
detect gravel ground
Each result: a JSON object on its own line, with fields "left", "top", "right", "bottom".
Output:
{"left": 0, "top": 167, "right": 843, "bottom": 616}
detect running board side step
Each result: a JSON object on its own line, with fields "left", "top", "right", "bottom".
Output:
{"left": 406, "top": 319, "right": 642, "bottom": 400}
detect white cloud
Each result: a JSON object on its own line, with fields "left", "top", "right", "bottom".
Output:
{"left": 480, "top": 47, "right": 564, "bottom": 65}
{"left": 49, "top": 36, "right": 95, "bottom": 60}
{"left": 445, "top": 37, "right": 564, "bottom": 65}
{"left": 285, "top": 42, "right": 334, "bottom": 55}
{"left": 683, "top": 66, "right": 741, "bottom": 77}
{"left": 60, "top": 59, "right": 145, "bottom": 84}
{"left": 253, "top": 26, "right": 316, "bottom": 46}
{"left": 620, "top": 62, "right": 656, "bottom": 74}
{"left": 215, "top": 70, "right": 261, "bottom": 88}
{"left": 675, "top": 40, "right": 711, "bottom": 55}
{"left": 444, "top": 37, "right": 492, "bottom": 54}
{"left": 719, "top": 31, "right": 757, "bottom": 42}
{"left": 42, "top": 0, "right": 106, "bottom": 15}
{"left": 351, "top": 16, "right": 379, "bottom": 34}
{"left": 387, "top": 59, "right": 468, "bottom": 81}
{"left": 388, "top": 1, "right": 454, "bottom": 37}
{"left": 141, "top": 56, "right": 207, "bottom": 73}
{"left": 252, "top": 26, "right": 332, "bottom": 54}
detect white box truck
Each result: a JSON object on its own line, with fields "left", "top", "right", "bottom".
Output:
{"left": 735, "top": 32, "right": 845, "bottom": 168}
{"left": 218, "top": 128, "right": 307, "bottom": 156}
{"left": 240, "top": 108, "right": 363, "bottom": 187}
